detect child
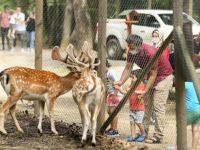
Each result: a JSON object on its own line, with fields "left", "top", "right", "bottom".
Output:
{"left": 185, "top": 81, "right": 200, "bottom": 150}
{"left": 105, "top": 60, "right": 123, "bottom": 136}
{"left": 117, "top": 68, "right": 146, "bottom": 142}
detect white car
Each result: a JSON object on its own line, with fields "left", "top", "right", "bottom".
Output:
{"left": 95, "top": 9, "right": 200, "bottom": 59}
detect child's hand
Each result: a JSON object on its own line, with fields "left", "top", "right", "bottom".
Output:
{"left": 111, "top": 94, "right": 117, "bottom": 104}
{"left": 135, "top": 90, "right": 146, "bottom": 97}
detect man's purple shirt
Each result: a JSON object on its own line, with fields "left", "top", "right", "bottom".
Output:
{"left": 127, "top": 43, "right": 173, "bottom": 85}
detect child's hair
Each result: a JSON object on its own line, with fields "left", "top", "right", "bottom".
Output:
{"left": 106, "top": 59, "right": 111, "bottom": 68}
{"left": 131, "top": 69, "right": 142, "bottom": 78}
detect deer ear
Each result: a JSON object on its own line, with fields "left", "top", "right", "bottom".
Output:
{"left": 51, "top": 46, "right": 65, "bottom": 62}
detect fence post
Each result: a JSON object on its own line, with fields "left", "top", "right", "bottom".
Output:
{"left": 34, "top": 0, "right": 43, "bottom": 116}
{"left": 97, "top": 0, "right": 107, "bottom": 131}
{"left": 173, "top": 0, "right": 187, "bottom": 149}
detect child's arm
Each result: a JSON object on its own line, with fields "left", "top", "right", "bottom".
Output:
{"left": 114, "top": 84, "right": 127, "bottom": 95}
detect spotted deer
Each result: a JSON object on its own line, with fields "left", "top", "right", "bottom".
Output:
{"left": 0, "top": 44, "right": 90, "bottom": 135}
{"left": 65, "top": 42, "right": 106, "bottom": 146}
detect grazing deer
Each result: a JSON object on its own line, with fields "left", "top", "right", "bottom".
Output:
{"left": 65, "top": 42, "right": 106, "bottom": 146}
{"left": 0, "top": 45, "right": 88, "bottom": 135}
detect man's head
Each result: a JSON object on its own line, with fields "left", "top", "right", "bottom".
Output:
{"left": 16, "top": 7, "right": 21, "bottom": 13}
{"left": 126, "top": 34, "right": 143, "bottom": 53}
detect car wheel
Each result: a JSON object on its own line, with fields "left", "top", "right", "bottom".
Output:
{"left": 106, "top": 38, "right": 123, "bottom": 59}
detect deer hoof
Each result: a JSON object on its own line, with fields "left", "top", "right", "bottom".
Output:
{"left": 0, "top": 128, "right": 7, "bottom": 135}
{"left": 91, "top": 142, "right": 96, "bottom": 147}
{"left": 37, "top": 128, "right": 43, "bottom": 134}
{"left": 18, "top": 129, "right": 24, "bottom": 133}
{"left": 52, "top": 130, "right": 58, "bottom": 135}
{"left": 81, "top": 139, "right": 86, "bottom": 146}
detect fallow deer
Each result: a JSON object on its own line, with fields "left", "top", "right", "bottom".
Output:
{"left": 0, "top": 44, "right": 89, "bottom": 135}
{"left": 65, "top": 42, "right": 106, "bottom": 146}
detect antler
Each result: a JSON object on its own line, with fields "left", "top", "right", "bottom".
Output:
{"left": 81, "top": 41, "right": 100, "bottom": 69}
{"left": 64, "top": 44, "right": 91, "bottom": 72}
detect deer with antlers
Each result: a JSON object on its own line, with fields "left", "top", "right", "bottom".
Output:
{"left": 0, "top": 44, "right": 92, "bottom": 135}
{"left": 64, "top": 42, "right": 105, "bottom": 145}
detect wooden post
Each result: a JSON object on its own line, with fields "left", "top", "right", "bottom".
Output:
{"left": 173, "top": 0, "right": 187, "bottom": 149}
{"left": 97, "top": 0, "right": 107, "bottom": 131}
{"left": 34, "top": 0, "right": 43, "bottom": 115}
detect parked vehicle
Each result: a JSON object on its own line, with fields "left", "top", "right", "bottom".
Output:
{"left": 95, "top": 9, "right": 200, "bottom": 59}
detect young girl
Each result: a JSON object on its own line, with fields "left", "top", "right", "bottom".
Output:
{"left": 105, "top": 60, "right": 123, "bottom": 137}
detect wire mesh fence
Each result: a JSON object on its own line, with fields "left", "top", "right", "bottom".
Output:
{"left": 0, "top": 0, "right": 200, "bottom": 149}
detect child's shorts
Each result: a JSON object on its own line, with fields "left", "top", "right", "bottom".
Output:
{"left": 129, "top": 110, "right": 144, "bottom": 124}
{"left": 106, "top": 94, "right": 122, "bottom": 107}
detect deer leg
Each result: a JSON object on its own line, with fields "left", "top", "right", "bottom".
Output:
{"left": 0, "top": 96, "right": 19, "bottom": 134}
{"left": 90, "top": 106, "right": 101, "bottom": 146}
{"left": 79, "top": 103, "right": 91, "bottom": 144}
{"left": 37, "top": 101, "right": 45, "bottom": 134}
{"left": 9, "top": 104, "right": 24, "bottom": 133}
{"left": 46, "top": 98, "right": 58, "bottom": 135}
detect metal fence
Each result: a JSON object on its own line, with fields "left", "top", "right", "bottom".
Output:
{"left": 0, "top": 0, "right": 200, "bottom": 149}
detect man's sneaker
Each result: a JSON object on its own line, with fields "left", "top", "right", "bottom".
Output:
{"left": 145, "top": 136, "right": 162, "bottom": 144}
{"left": 136, "top": 135, "right": 145, "bottom": 142}
{"left": 105, "top": 129, "right": 119, "bottom": 137}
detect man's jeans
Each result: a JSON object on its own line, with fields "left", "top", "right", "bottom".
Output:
{"left": 144, "top": 74, "right": 173, "bottom": 140}
{"left": 13, "top": 31, "right": 26, "bottom": 48}
{"left": 27, "top": 31, "right": 35, "bottom": 48}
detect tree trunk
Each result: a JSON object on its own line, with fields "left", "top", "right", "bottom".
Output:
{"left": 114, "top": 0, "right": 121, "bottom": 18}
{"left": 61, "top": 0, "right": 73, "bottom": 48}
{"left": 35, "top": 0, "right": 43, "bottom": 116}
{"left": 188, "top": 0, "right": 193, "bottom": 16}
{"left": 148, "top": 0, "right": 152, "bottom": 9}
{"left": 69, "top": 0, "right": 93, "bottom": 49}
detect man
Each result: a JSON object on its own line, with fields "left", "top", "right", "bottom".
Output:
{"left": 185, "top": 81, "right": 200, "bottom": 150}
{"left": 114, "top": 34, "right": 173, "bottom": 143}
{"left": 13, "top": 7, "right": 26, "bottom": 50}
{"left": 0, "top": 5, "right": 11, "bottom": 50}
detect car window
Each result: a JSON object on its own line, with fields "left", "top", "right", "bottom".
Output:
{"left": 135, "top": 14, "right": 160, "bottom": 27}
{"left": 159, "top": 13, "right": 199, "bottom": 25}
{"left": 137, "top": 14, "right": 147, "bottom": 26}
{"left": 159, "top": 14, "right": 173, "bottom": 25}
{"left": 145, "top": 15, "right": 160, "bottom": 27}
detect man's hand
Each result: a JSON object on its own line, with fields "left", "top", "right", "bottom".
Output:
{"left": 114, "top": 80, "right": 123, "bottom": 86}
{"left": 114, "top": 84, "right": 121, "bottom": 91}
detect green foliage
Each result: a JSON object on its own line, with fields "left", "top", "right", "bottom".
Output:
{"left": 0, "top": 0, "right": 17, "bottom": 11}
{"left": 0, "top": 0, "right": 35, "bottom": 14}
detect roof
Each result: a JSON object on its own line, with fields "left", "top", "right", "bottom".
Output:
{"left": 118, "top": 9, "right": 173, "bottom": 16}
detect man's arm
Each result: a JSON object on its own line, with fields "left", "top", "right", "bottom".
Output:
{"left": 144, "top": 69, "right": 157, "bottom": 93}
{"left": 119, "top": 62, "right": 133, "bottom": 85}
{"left": 135, "top": 69, "right": 157, "bottom": 96}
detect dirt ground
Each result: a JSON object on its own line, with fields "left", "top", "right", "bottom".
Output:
{"left": 0, "top": 111, "right": 141, "bottom": 150}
